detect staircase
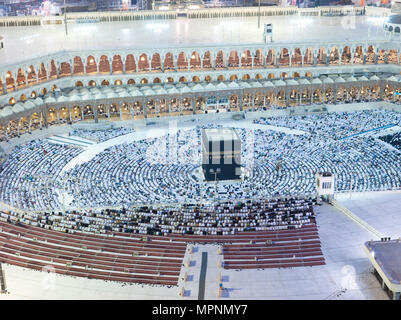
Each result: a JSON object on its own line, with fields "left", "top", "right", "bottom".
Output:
{"left": 47, "top": 135, "right": 97, "bottom": 149}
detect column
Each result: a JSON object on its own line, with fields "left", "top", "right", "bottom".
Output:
{"left": 94, "top": 105, "right": 99, "bottom": 123}
{"left": 43, "top": 111, "right": 48, "bottom": 129}
{"left": 191, "top": 97, "right": 196, "bottom": 115}
{"left": 143, "top": 102, "right": 147, "bottom": 118}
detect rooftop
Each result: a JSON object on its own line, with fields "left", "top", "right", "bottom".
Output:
{"left": 0, "top": 15, "right": 390, "bottom": 66}
{"left": 365, "top": 240, "right": 401, "bottom": 285}
{"left": 203, "top": 128, "right": 240, "bottom": 142}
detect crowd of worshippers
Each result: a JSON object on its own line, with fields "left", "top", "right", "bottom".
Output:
{"left": 254, "top": 109, "right": 401, "bottom": 140}
{"left": 69, "top": 127, "right": 135, "bottom": 143}
{"left": 0, "top": 140, "right": 82, "bottom": 210}
{"left": 0, "top": 197, "right": 317, "bottom": 236}
{"left": 378, "top": 131, "right": 401, "bottom": 151}
{"left": 1, "top": 110, "right": 401, "bottom": 211}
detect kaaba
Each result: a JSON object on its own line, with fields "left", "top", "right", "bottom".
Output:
{"left": 202, "top": 128, "right": 242, "bottom": 181}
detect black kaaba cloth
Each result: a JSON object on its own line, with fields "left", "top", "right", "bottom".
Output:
{"left": 202, "top": 128, "right": 241, "bottom": 181}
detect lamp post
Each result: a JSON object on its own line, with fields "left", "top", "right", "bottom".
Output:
{"left": 64, "top": 0, "right": 68, "bottom": 36}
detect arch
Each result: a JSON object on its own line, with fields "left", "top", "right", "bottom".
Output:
{"left": 27, "top": 65, "right": 37, "bottom": 86}
{"left": 303, "top": 47, "right": 314, "bottom": 66}
{"left": 57, "top": 107, "right": 67, "bottom": 122}
{"left": 30, "top": 91, "right": 37, "bottom": 99}
{"left": 9, "top": 97, "right": 16, "bottom": 105}
{"left": 177, "top": 52, "right": 188, "bottom": 71}
{"left": 317, "top": 47, "right": 327, "bottom": 65}
{"left": 195, "top": 96, "right": 206, "bottom": 114}
{"left": 215, "top": 50, "right": 226, "bottom": 69}
{"left": 242, "top": 74, "right": 250, "bottom": 80}
{"left": 88, "top": 80, "right": 97, "bottom": 87}
{"left": 138, "top": 54, "right": 149, "bottom": 72}
{"left": 377, "top": 49, "right": 386, "bottom": 64}
{"left": 30, "top": 112, "right": 41, "bottom": 131}
{"left": 387, "top": 49, "right": 398, "bottom": 64}
{"left": 228, "top": 50, "right": 239, "bottom": 68}
{"left": 38, "top": 63, "right": 47, "bottom": 82}
{"left": 5, "top": 71, "right": 15, "bottom": 91}
{"left": 73, "top": 56, "right": 84, "bottom": 75}
{"left": 279, "top": 48, "right": 290, "bottom": 67}
{"left": 51, "top": 84, "right": 57, "bottom": 91}
{"left": 76, "top": 81, "right": 84, "bottom": 87}
{"left": 114, "top": 79, "right": 122, "bottom": 86}
{"left": 41, "top": 88, "right": 47, "bottom": 95}
{"left": 266, "top": 49, "right": 276, "bottom": 67}
{"left": 254, "top": 49, "right": 264, "bottom": 68}
{"left": 49, "top": 60, "right": 57, "bottom": 79}
{"left": 366, "top": 45, "right": 376, "bottom": 64}
{"left": 202, "top": 51, "right": 213, "bottom": 69}
{"left": 217, "top": 75, "right": 225, "bottom": 81}
{"left": 163, "top": 52, "right": 175, "bottom": 71}
{"left": 300, "top": 88, "right": 311, "bottom": 104}
{"left": 281, "top": 72, "right": 288, "bottom": 79}
{"left": 153, "top": 77, "right": 161, "bottom": 83}
{"left": 16, "top": 68, "right": 26, "bottom": 88}
{"left": 291, "top": 48, "right": 302, "bottom": 67}
{"left": 59, "top": 62, "right": 71, "bottom": 78}
{"left": 151, "top": 53, "right": 162, "bottom": 72}
{"left": 127, "top": 79, "right": 136, "bottom": 85}
{"left": 192, "top": 76, "right": 200, "bottom": 82}
{"left": 189, "top": 51, "right": 201, "bottom": 70}
{"left": 96, "top": 104, "right": 107, "bottom": 117}
{"left": 313, "top": 88, "right": 323, "bottom": 103}
{"left": 47, "top": 107, "right": 58, "bottom": 123}
{"left": 71, "top": 106, "right": 82, "bottom": 121}
{"left": 205, "top": 75, "right": 212, "bottom": 82}
{"left": 255, "top": 73, "right": 263, "bottom": 80}
{"left": 341, "top": 46, "right": 352, "bottom": 64}
{"left": 140, "top": 78, "right": 148, "bottom": 84}
{"left": 99, "top": 55, "right": 111, "bottom": 73}
{"left": 101, "top": 79, "right": 110, "bottom": 86}
{"left": 230, "top": 74, "right": 238, "bottom": 81}
{"left": 241, "top": 50, "right": 252, "bottom": 68}
{"left": 293, "top": 72, "right": 300, "bottom": 79}
{"left": 125, "top": 54, "right": 136, "bottom": 73}
{"left": 112, "top": 54, "right": 123, "bottom": 74}
{"left": 267, "top": 73, "right": 275, "bottom": 79}
{"left": 83, "top": 105, "right": 94, "bottom": 118}
{"left": 179, "top": 76, "right": 187, "bottom": 83}
{"left": 305, "top": 71, "right": 312, "bottom": 78}
{"left": 86, "top": 55, "right": 97, "bottom": 74}
{"left": 229, "top": 94, "right": 239, "bottom": 110}
{"left": 329, "top": 47, "right": 339, "bottom": 65}
{"left": 353, "top": 46, "right": 364, "bottom": 64}
{"left": 384, "top": 84, "right": 394, "bottom": 100}
{"left": 324, "top": 88, "right": 334, "bottom": 103}
{"left": 166, "top": 77, "right": 174, "bottom": 83}
{"left": 109, "top": 103, "right": 119, "bottom": 117}
{"left": 276, "top": 90, "right": 286, "bottom": 107}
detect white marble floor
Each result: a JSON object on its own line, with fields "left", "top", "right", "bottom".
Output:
{"left": 336, "top": 190, "right": 401, "bottom": 240}
{"left": 0, "top": 15, "right": 390, "bottom": 66}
